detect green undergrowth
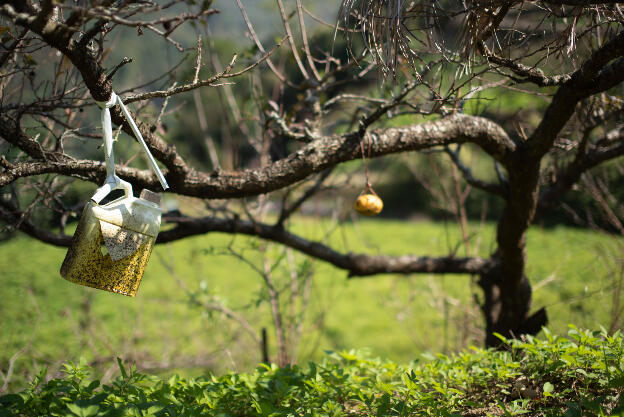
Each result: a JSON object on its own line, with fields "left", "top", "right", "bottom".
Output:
{"left": 2, "top": 326, "right": 624, "bottom": 417}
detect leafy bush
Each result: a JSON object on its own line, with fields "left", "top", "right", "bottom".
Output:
{"left": 2, "top": 326, "right": 624, "bottom": 416}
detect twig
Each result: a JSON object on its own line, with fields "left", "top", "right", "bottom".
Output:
{"left": 444, "top": 145, "right": 507, "bottom": 198}
{"left": 193, "top": 35, "right": 202, "bottom": 85}
{"left": 123, "top": 39, "right": 285, "bottom": 103}
{"left": 235, "top": 0, "right": 294, "bottom": 87}
{"left": 296, "top": 0, "right": 321, "bottom": 81}
{"left": 105, "top": 57, "right": 133, "bottom": 82}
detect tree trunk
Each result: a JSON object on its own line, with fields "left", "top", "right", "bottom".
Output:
{"left": 479, "top": 265, "right": 547, "bottom": 347}
{"left": 479, "top": 157, "right": 548, "bottom": 347}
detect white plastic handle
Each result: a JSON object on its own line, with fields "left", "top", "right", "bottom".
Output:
{"left": 91, "top": 177, "right": 133, "bottom": 204}
{"left": 92, "top": 92, "right": 169, "bottom": 203}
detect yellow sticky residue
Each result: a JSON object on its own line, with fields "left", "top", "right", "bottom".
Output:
{"left": 60, "top": 211, "right": 154, "bottom": 297}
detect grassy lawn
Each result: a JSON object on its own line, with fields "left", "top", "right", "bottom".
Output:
{"left": 0, "top": 217, "right": 620, "bottom": 392}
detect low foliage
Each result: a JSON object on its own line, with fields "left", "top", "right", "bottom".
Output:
{"left": 2, "top": 326, "right": 624, "bottom": 417}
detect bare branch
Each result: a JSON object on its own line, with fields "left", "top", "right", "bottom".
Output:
{"left": 1, "top": 114, "right": 514, "bottom": 198}
{"left": 538, "top": 127, "right": 624, "bottom": 213}
{"left": 480, "top": 44, "right": 572, "bottom": 87}
{"left": 0, "top": 28, "right": 28, "bottom": 69}
{"left": 276, "top": 169, "right": 333, "bottom": 226}
{"left": 0, "top": 198, "right": 72, "bottom": 246}
{"left": 276, "top": 0, "right": 310, "bottom": 80}
{"left": 445, "top": 146, "right": 507, "bottom": 198}
{"left": 235, "top": 0, "right": 293, "bottom": 87}
{"left": 65, "top": 5, "right": 218, "bottom": 31}
{"left": 295, "top": 0, "right": 321, "bottom": 81}
{"left": 157, "top": 251, "right": 260, "bottom": 344}
{"left": 158, "top": 215, "right": 494, "bottom": 277}
{"left": 105, "top": 57, "right": 133, "bottom": 82}
{"left": 123, "top": 39, "right": 285, "bottom": 103}
{"left": 529, "top": 30, "right": 624, "bottom": 158}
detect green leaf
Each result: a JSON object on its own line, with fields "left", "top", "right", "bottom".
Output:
{"left": 0, "top": 393, "right": 23, "bottom": 406}
{"left": 117, "top": 358, "right": 127, "bottom": 379}
{"left": 609, "top": 375, "right": 624, "bottom": 388}
{"left": 66, "top": 402, "right": 100, "bottom": 417}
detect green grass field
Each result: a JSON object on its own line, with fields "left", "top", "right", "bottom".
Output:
{"left": 0, "top": 217, "right": 621, "bottom": 392}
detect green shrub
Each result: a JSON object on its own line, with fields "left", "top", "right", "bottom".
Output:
{"left": 3, "top": 326, "right": 624, "bottom": 416}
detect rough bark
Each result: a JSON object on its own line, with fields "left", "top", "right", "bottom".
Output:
{"left": 0, "top": 113, "right": 515, "bottom": 196}
{"left": 479, "top": 265, "right": 548, "bottom": 346}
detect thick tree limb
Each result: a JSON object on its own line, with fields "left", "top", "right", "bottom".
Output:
{"left": 178, "top": 114, "right": 513, "bottom": 198}
{"left": 0, "top": 114, "right": 51, "bottom": 161}
{"left": 0, "top": 1, "right": 276, "bottom": 186}
{"left": 1, "top": 1, "right": 516, "bottom": 202}
{"left": 3, "top": 0, "right": 620, "bottom": 348}
{"left": 1, "top": 3, "right": 110, "bottom": 100}
{"left": 1, "top": 114, "right": 514, "bottom": 198}
{"left": 0, "top": 159, "right": 157, "bottom": 188}
{"left": 108, "top": 107, "right": 189, "bottom": 179}
{"left": 0, "top": 204, "right": 493, "bottom": 277}
{"left": 158, "top": 215, "right": 494, "bottom": 276}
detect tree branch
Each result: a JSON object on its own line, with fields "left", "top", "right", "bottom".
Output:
{"left": 481, "top": 44, "right": 572, "bottom": 87}
{"left": 122, "top": 40, "right": 285, "bottom": 104}
{"left": 276, "top": 169, "right": 333, "bottom": 226}
{"left": 529, "top": 30, "right": 624, "bottom": 158}
{"left": 444, "top": 145, "right": 508, "bottom": 198}
{"left": 68, "top": 5, "right": 218, "bottom": 30}
{"left": 0, "top": 199, "right": 72, "bottom": 246}
{"left": 538, "top": 127, "right": 624, "bottom": 213}
{"left": 0, "top": 158, "right": 159, "bottom": 189}
{"left": 158, "top": 215, "right": 494, "bottom": 277}
{"left": 0, "top": 201, "right": 493, "bottom": 277}
{"left": 1, "top": 2, "right": 111, "bottom": 101}
{"left": 1, "top": 114, "right": 514, "bottom": 198}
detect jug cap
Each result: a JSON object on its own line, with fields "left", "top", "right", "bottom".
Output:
{"left": 140, "top": 189, "right": 161, "bottom": 205}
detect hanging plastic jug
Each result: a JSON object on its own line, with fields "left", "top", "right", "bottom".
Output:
{"left": 60, "top": 188, "right": 161, "bottom": 296}
{"left": 60, "top": 92, "right": 169, "bottom": 296}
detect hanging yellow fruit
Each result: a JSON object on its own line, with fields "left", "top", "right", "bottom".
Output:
{"left": 354, "top": 193, "right": 383, "bottom": 216}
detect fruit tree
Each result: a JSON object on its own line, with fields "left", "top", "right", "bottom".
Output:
{"left": 1, "top": 0, "right": 624, "bottom": 346}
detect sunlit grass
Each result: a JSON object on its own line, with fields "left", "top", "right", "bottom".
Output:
{"left": 0, "top": 218, "right": 620, "bottom": 392}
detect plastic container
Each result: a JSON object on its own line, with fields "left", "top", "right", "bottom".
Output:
{"left": 60, "top": 188, "right": 161, "bottom": 296}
